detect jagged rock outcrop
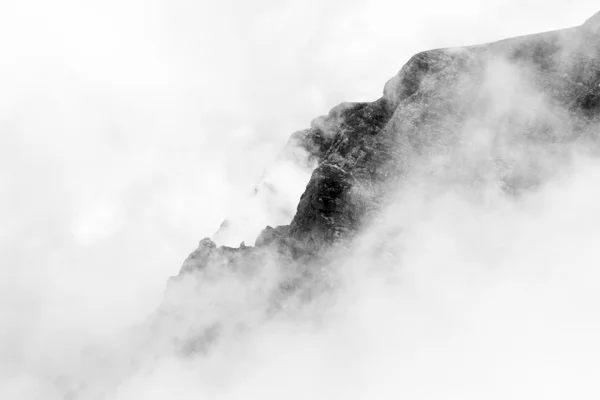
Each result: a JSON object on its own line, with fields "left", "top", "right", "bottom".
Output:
{"left": 165, "top": 13, "right": 600, "bottom": 340}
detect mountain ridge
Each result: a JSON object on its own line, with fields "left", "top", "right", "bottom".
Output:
{"left": 162, "top": 12, "right": 600, "bottom": 347}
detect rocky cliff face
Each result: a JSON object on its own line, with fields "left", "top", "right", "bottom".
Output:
{"left": 160, "top": 12, "right": 600, "bottom": 351}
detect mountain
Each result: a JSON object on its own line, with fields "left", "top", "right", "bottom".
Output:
{"left": 160, "top": 11, "right": 600, "bottom": 352}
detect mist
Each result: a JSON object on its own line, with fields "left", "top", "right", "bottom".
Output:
{"left": 2, "top": 1, "right": 600, "bottom": 399}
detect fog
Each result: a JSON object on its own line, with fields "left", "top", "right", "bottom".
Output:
{"left": 2, "top": 1, "right": 600, "bottom": 399}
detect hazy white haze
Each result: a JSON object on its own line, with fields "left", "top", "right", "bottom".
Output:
{"left": 2, "top": 1, "right": 600, "bottom": 399}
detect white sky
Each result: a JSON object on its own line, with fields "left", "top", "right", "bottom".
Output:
{"left": 0, "top": 0, "right": 598, "bottom": 355}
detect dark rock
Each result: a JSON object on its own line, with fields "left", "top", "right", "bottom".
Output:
{"left": 254, "top": 225, "right": 288, "bottom": 247}
{"left": 174, "top": 11, "right": 600, "bottom": 275}
{"left": 162, "top": 12, "right": 600, "bottom": 353}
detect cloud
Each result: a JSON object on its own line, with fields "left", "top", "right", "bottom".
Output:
{"left": 2, "top": 1, "right": 600, "bottom": 399}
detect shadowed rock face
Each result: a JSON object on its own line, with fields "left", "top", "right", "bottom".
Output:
{"left": 168, "top": 12, "right": 600, "bottom": 324}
